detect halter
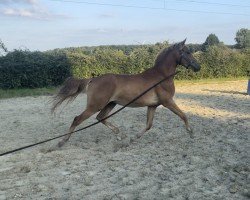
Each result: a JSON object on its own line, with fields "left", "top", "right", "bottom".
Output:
{"left": 177, "top": 51, "right": 192, "bottom": 66}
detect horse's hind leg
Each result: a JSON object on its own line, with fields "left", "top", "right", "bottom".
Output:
{"left": 163, "top": 99, "right": 193, "bottom": 138}
{"left": 96, "top": 102, "right": 119, "bottom": 134}
{"left": 57, "top": 108, "right": 97, "bottom": 147}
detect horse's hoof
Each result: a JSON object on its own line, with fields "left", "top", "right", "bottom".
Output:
{"left": 187, "top": 127, "right": 194, "bottom": 138}
{"left": 110, "top": 127, "right": 120, "bottom": 135}
{"left": 121, "top": 133, "right": 127, "bottom": 140}
{"left": 136, "top": 133, "right": 142, "bottom": 139}
{"left": 189, "top": 133, "right": 194, "bottom": 139}
{"left": 130, "top": 136, "right": 137, "bottom": 144}
{"left": 113, "top": 128, "right": 120, "bottom": 134}
{"left": 116, "top": 132, "right": 127, "bottom": 140}
{"left": 44, "top": 145, "right": 58, "bottom": 153}
{"left": 57, "top": 141, "right": 65, "bottom": 148}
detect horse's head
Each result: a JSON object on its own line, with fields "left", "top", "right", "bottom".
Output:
{"left": 175, "top": 39, "right": 201, "bottom": 72}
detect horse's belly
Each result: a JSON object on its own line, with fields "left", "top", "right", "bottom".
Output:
{"left": 114, "top": 92, "right": 159, "bottom": 107}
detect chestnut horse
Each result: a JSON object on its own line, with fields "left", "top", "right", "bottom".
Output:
{"left": 52, "top": 39, "right": 200, "bottom": 147}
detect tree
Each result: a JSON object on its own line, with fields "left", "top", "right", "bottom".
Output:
{"left": 235, "top": 28, "right": 250, "bottom": 49}
{"left": 0, "top": 39, "right": 8, "bottom": 56}
{"left": 202, "top": 33, "right": 220, "bottom": 51}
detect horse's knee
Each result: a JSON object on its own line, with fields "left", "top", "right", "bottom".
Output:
{"left": 72, "top": 115, "right": 80, "bottom": 125}
{"left": 71, "top": 113, "right": 87, "bottom": 127}
{"left": 96, "top": 114, "right": 102, "bottom": 121}
{"left": 181, "top": 114, "right": 187, "bottom": 121}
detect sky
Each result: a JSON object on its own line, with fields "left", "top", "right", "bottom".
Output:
{"left": 0, "top": 0, "right": 249, "bottom": 51}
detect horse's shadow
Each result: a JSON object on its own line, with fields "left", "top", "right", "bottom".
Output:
{"left": 175, "top": 91, "right": 249, "bottom": 115}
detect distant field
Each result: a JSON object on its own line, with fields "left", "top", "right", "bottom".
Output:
{"left": 0, "top": 77, "right": 248, "bottom": 99}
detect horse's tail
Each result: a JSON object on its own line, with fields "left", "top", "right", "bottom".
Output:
{"left": 51, "top": 77, "right": 90, "bottom": 113}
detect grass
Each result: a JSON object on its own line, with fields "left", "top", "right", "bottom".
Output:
{"left": 0, "top": 77, "right": 248, "bottom": 99}
{"left": 0, "top": 87, "right": 56, "bottom": 99}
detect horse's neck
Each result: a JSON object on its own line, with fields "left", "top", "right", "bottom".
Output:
{"left": 153, "top": 56, "right": 177, "bottom": 78}
{"left": 141, "top": 50, "right": 177, "bottom": 81}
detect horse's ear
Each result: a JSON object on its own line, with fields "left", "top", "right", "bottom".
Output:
{"left": 181, "top": 38, "right": 186, "bottom": 45}
{"left": 178, "top": 38, "right": 186, "bottom": 50}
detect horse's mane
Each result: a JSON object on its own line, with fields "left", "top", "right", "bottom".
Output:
{"left": 154, "top": 44, "right": 178, "bottom": 67}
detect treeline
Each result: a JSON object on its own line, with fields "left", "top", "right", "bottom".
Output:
{"left": 0, "top": 29, "right": 249, "bottom": 89}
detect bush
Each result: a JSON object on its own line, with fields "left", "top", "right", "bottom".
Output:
{"left": 176, "top": 45, "right": 249, "bottom": 80}
{"left": 198, "top": 45, "right": 248, "bottom": 78}
{"left": 0, "top": 50, "right": 71, "bottom": 89}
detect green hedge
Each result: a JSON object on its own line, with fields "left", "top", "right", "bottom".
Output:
{"left": 0, "top": 43, "right": 249, "bottom": 89}
{"left": 68, "top": 44, "right": 249, "bottom": 80}
{"left": 0, "top": 50, "right": 71, "bottom": 89}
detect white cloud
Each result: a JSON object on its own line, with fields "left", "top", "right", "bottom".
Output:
{"left": 0, "top": 0, "right": 38, "bottom": 5}
{"left": 3, "top": 8, "right": 33, "bottom": 17}
{"left": 1, "top": 7, "right": 68, "bottom": 20}
{"left": 0, "top": 0, "right": 68, "bottom": 20}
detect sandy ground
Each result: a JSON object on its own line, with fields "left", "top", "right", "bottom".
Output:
{"left": 0, "top": 80, "right": 249, "bottom": 200}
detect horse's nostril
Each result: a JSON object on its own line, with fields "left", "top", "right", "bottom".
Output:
{"left": 194, "top": 67, "right": 200, "bottom": 72}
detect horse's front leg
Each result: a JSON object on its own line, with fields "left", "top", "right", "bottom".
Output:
{"left": 163, "top": 99, "right": 194, "bottom": 138}
{"left": 136, "top": 106, "right": 157, "bottom": 139}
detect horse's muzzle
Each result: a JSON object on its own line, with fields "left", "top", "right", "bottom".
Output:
{"left": 191, "top": 63, "right": 201, "bottom": 72}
